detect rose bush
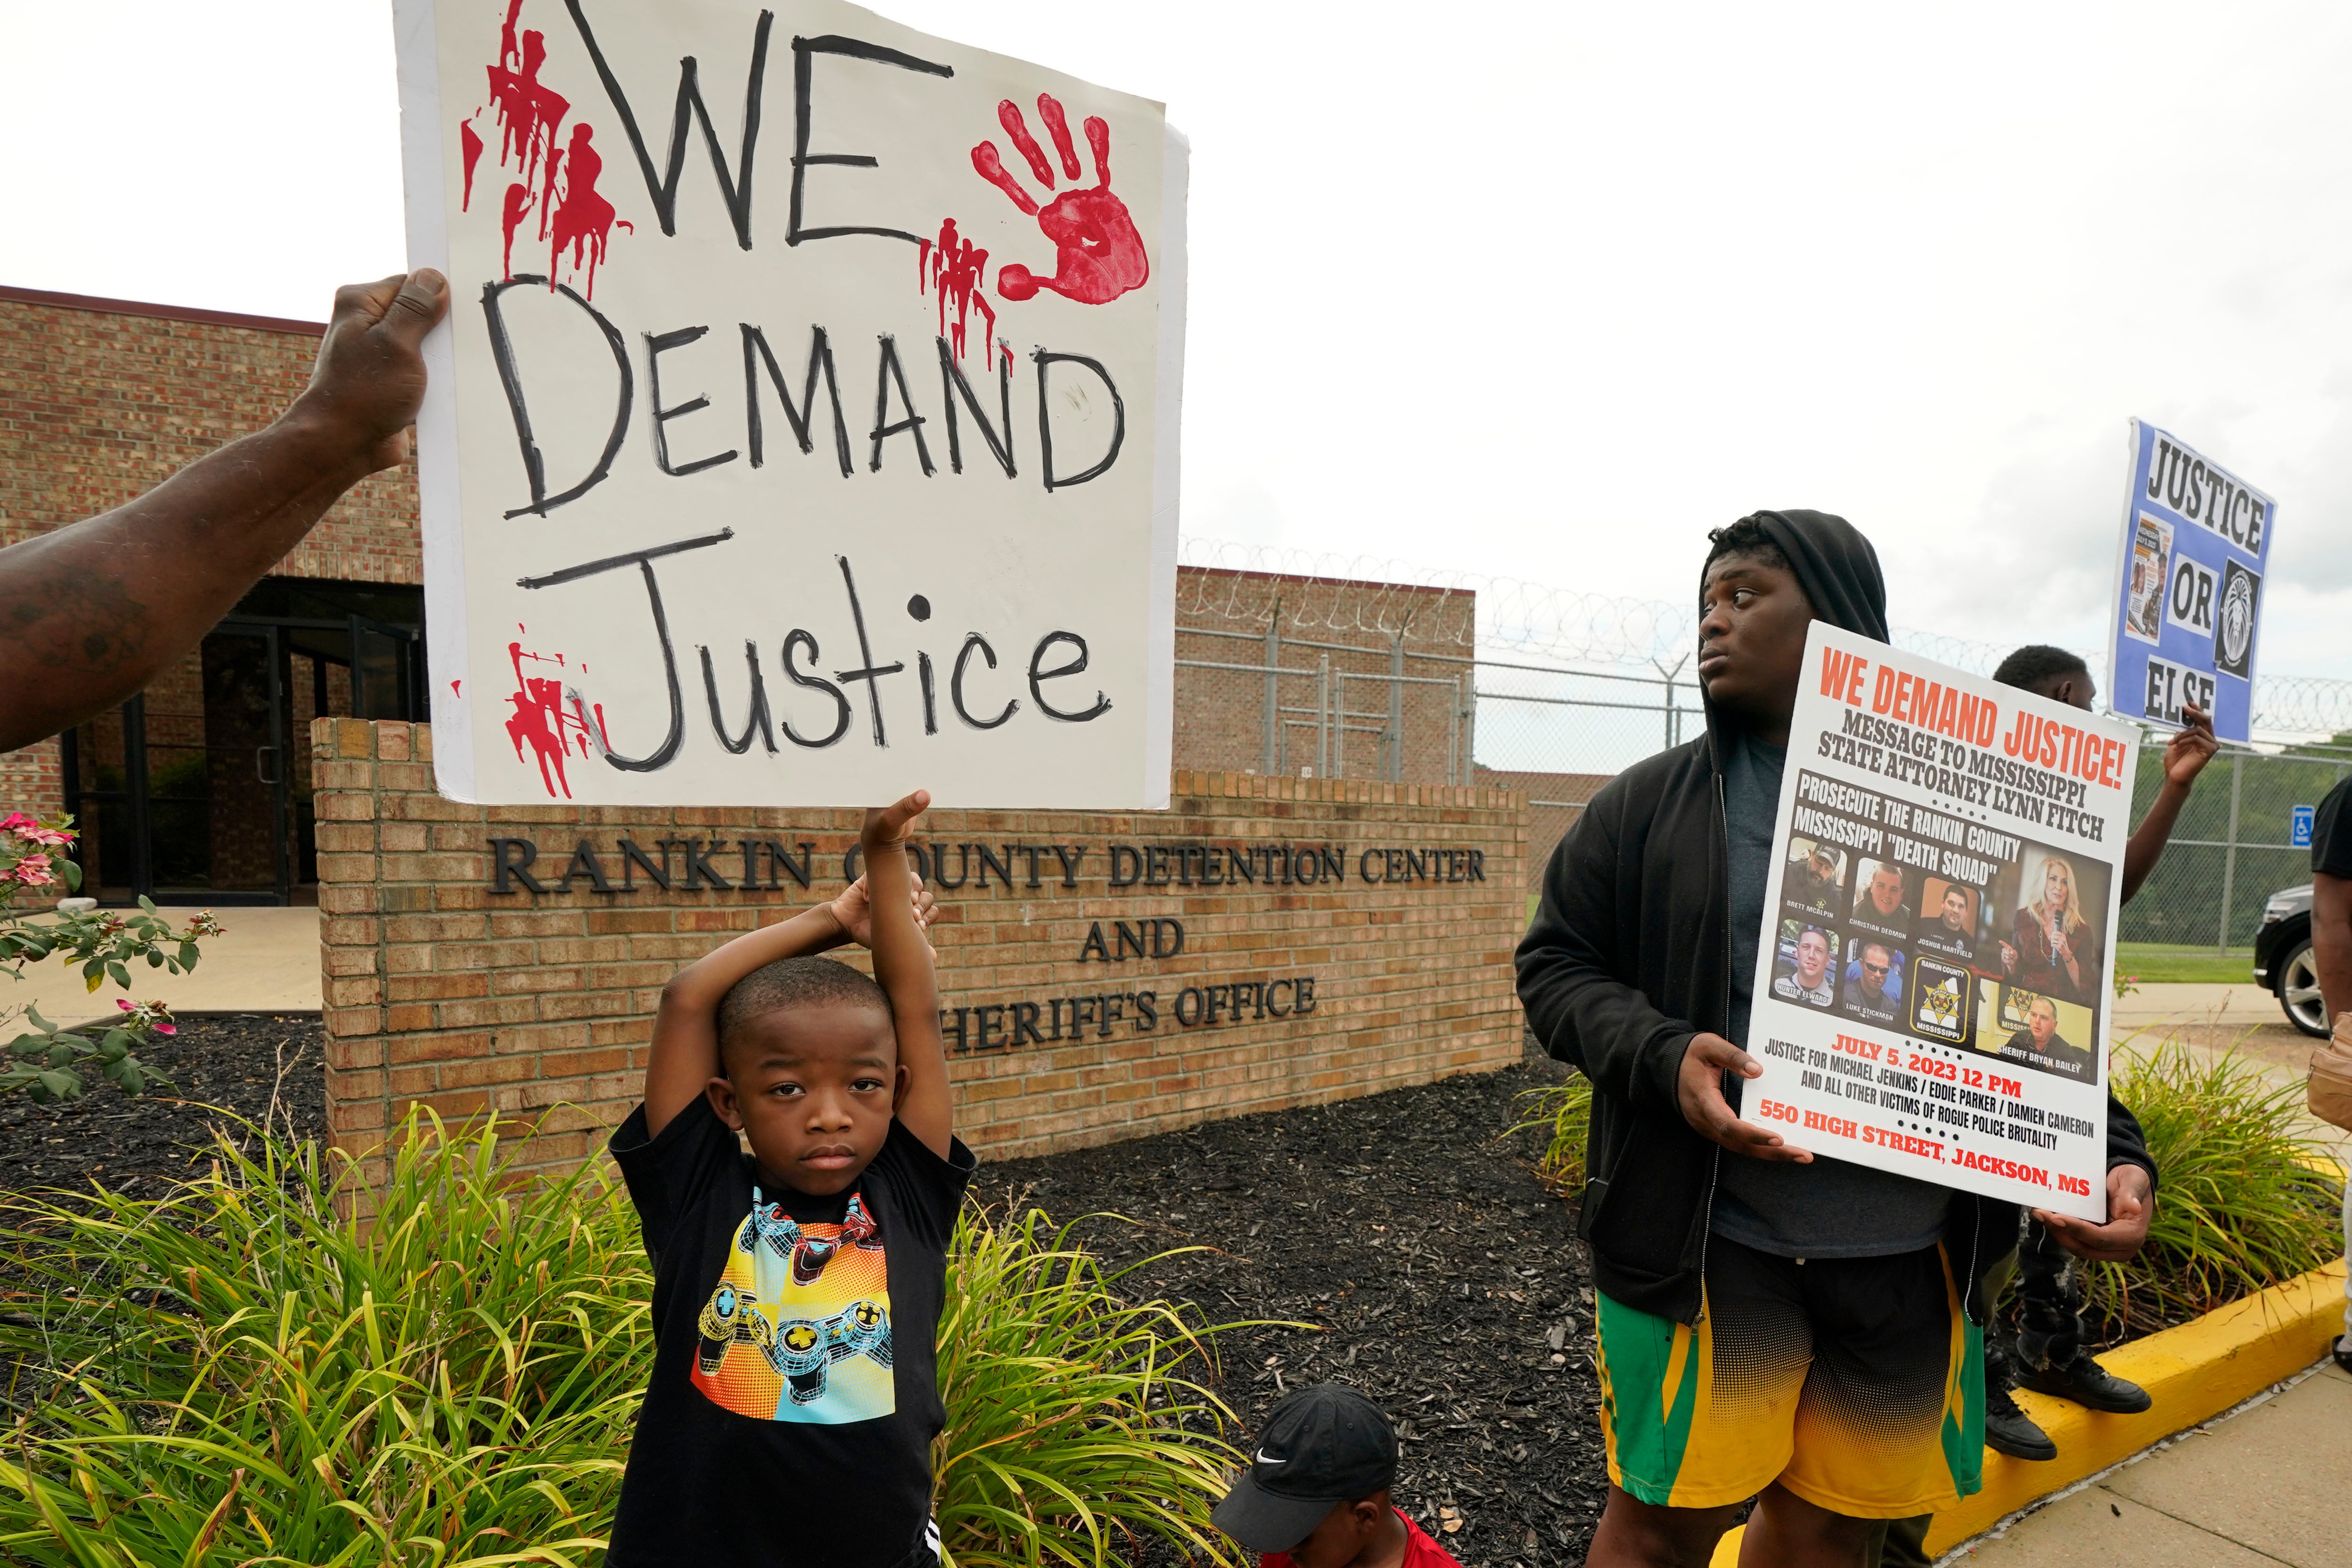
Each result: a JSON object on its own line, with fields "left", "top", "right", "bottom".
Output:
{"left": 0, "top": 812, "right": 221, "bottom": 1100}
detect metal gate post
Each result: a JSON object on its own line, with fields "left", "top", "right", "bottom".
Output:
{"left": 1462, "top": 671, "right": 1476, "bottom": 786}
{"left": 1262, "top": 619, "right": 1280, "bottom": 774}
{"left": 1389, "top": 634, "right": 1406, "bottom": 781}
{"left": 2217, "top": 753, "right": 2243, "bottom": 954}
{"left": 1316, "top": 656, "right": 1331, "bottom": 778}
{"left": 1447, "top": 673, "right": 1461, "bottom": 785}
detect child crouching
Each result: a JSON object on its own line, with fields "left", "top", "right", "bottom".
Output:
{"left": 1214, "top": 1384, "right": 1466, "bottom": 1568}
{"left": 605, "top": 793, "right": 971, "bottom": 1568}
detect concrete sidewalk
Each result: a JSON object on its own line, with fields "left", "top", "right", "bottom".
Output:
{"left": 2108, "top": 981, "right": 2348, "bottom": 1160}
{"left": 1948, "top": 1356, "right": 2352, "bottom": 1565}
{"left": 2111, "top": 980, "right": 2281, "bottom": 1035}
{"left": 4, "top": 906, "right": 323, "bottom": 1026}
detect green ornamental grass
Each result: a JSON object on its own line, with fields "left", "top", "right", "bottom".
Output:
{"left": 0, "top": 1116, "right": 1247, "bottom": 1568}
{"left": 1508, "top": 1074, "right": 1595, "bottom": 1193}
{"left": 2079, "top": 1042, "right": 2347, "bottom": 1337}
{"left": 936, "top": 1209, "right": 1244, "bottom": 1568}
{"left": 1506, "top": 1051, "right": 2346, "bottom": 1341}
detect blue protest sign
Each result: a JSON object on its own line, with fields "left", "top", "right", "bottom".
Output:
{"left": 2293, "top": 805, "right": 2315, "bottom": 849}
{"left": 2108, "top": 421, "right": 2273, "bottom": 743}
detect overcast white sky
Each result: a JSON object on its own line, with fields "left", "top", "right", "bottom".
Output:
{"left": 4, "top": 0, "right": 2348, "bottom": 678}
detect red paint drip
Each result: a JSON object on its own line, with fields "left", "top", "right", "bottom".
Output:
{"left": 458, "top": 0, "right": 630, "bottom": 294}
{"left": 486, "top": 8, "right": 568, "bottom": 188}
{"left": 451, "top": 679, "right": 463, "bottom": 698}
{"left": 500, "top": 182, "right": 532, "bottom": 279}
{"left": 549, "top": 124, "right": 630, "bottom": 297}
{"left": 924, "top": 218, "right": 995, "bottom": 367}
{"left": 460, "top": 121, "right": 484, "bottom": 210}
{"left": 503, "top": 640, "right": 594, "bottom": 800}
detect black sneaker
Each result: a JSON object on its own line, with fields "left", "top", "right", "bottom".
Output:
{"left": 2018, "top": 1352, "right": 2152, "bottom": 1414}
{"left": 2333, "top": 1335, "right": 2352, "bottom": 1374}
{"left": 1984, "top": 1382, "right": 2057, "bottom": 1461}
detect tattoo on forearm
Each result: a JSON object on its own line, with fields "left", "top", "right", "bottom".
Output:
{"left": 6, "top": 574, "right": 150, "bottom": 674}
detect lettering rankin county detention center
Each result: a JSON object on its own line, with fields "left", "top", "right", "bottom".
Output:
{"left": 484, "top": 836, "right": 1489, "bottom": 896}
{"left": 481, "top": 834, "right": 1487, "bottom": 1058}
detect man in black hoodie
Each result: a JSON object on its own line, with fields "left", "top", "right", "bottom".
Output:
{"left": 1517, "top": 512, "right": 2158, "bottom": 1568}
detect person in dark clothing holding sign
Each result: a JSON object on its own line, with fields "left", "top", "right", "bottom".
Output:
{"left": 1990, "top": 646, "right": 2219, "bottom": 906}
{"left": 1870, "top": 649, "right": 2198, "bottom": 1567}
{"left": 606, "top": 793, "right": 971, "bottom": 1568}
{"left": 1517, "top": 513, "right": 2160, "bottom": 1568}
{"left": 1990, "top": 645, "right": 2210, "bottom": 1439}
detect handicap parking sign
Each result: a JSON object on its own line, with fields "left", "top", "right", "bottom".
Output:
{"left": 2292, "top": 805, "right": 2315, "bottom": 849}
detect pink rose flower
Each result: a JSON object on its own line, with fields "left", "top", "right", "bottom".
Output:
{"left": 11, "top": 854, "right": 55, "bottom": 887}
{"left": 116, "top": 997, "right": 175, "bottom": 1033}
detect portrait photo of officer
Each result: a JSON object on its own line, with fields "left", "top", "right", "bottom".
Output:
{"left": 1841, "top": 940, "right": 1904, "bottom": 1022}
{"left": 1771, "top": 922, "right": 1838, "bottom": 1009}
{"left": 1849, "top": 857, "right": 1913, "bottom": 940}
{"left": 1781, "top": 838, "right": 1846, "bottom": 917}
{"left": 2002, "top": 992, "right": 2095, "bottom": 1078}
{"left": 1914, "top": 878, "right": 1977, "bottom": 958}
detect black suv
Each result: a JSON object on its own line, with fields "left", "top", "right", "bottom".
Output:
{"left": 2253, "top": 883, "right": 2327, "bottom": 1037}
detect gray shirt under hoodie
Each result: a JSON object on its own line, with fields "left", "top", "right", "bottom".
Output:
{"left": 1711, "top": 730, "right": 1950, "bottom": 1259}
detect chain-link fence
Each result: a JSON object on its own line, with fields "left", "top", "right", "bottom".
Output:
{"left": 1469, "top": 660, "right": 1705, "bottom": 887}
{"left": 2120, "top": 739, "right": 2351, "bottom": 952}
{"left": 1172, "top": 538, "right": 2352, "bottom": 931}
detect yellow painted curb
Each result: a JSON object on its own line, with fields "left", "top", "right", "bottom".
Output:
{"left": 1705, "top": 1259, "right": 2346, "bottom": 1566}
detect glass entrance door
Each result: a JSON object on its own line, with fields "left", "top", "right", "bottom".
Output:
{"left": 349, "top": 615, "right": 423, "bottom": 720}
{"left": 62, "top": 622, "right": 289, "bottom": 905}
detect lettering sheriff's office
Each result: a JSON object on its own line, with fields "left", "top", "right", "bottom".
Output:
{"left": 483, "top": 832, "right": 1488, "bottom": 1054}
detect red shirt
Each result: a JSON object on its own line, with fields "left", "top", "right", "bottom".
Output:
{"left": 1262, "top": 1510, "right": 1467, "bottom": 1568}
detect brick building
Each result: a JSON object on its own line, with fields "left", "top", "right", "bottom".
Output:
{"left": 1172, "top": 567, "right": 1478, "bottom": 785}
{"left": 1473, "top": 768, "right": 1614, "bottom": 889}
{"left": 2, "top": 286, "right": 1486, "bottom": 906}
{"left": 1, "top": 285, "right": 427, "bottom": 904}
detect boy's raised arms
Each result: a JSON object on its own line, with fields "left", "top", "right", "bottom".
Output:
{"left": 641, "top": 871, "right": 934, "bottom": 1138}
{"left": 862, "top": 791, "right": 953, "bottom": 1158}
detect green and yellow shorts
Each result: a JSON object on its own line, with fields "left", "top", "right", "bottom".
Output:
{"left": 1594, "top": 1236, "right": 1983, "bottom": 1519}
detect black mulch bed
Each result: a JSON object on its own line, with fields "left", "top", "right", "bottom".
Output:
{"left": 0, "top": 1012, "right": 327, "bottom": 1199}
{"left": 0, "top": 1017, "right": 1609, "bottom": 1563}
{"left": 974, "top": 1049, "right": 1610, "bottom": 1567}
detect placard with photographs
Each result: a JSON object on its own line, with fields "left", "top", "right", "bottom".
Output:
{"left": 1743, "top": 624, "right": 2136, "bottom": 1221}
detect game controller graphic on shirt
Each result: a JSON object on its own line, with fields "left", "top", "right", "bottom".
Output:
{"left": 695, "top": 1189, "right": 895, "bottom": 1424}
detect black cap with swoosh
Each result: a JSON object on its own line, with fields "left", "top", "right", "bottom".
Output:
{"left": 1211, "top": 1383, "right": 1399, "bottom": 1553}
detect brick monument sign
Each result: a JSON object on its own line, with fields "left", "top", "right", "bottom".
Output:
{"left": 313, "top": 720, "right": 1525, "bottom": 1176}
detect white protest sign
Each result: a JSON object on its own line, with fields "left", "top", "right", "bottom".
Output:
{"left": 393, "top": 0, "right": 1184, "bottom": 806}
{"left": 1746, "top": 624, "right": 2135, "bottom": 1221}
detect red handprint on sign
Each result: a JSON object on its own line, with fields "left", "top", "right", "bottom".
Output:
{"left": 969, "top": 95, "right": 1148, "bottom": 305}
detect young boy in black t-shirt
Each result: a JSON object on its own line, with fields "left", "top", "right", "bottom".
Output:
{"left": 606, "top": 792, "right": 973, "bottom": 1568}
